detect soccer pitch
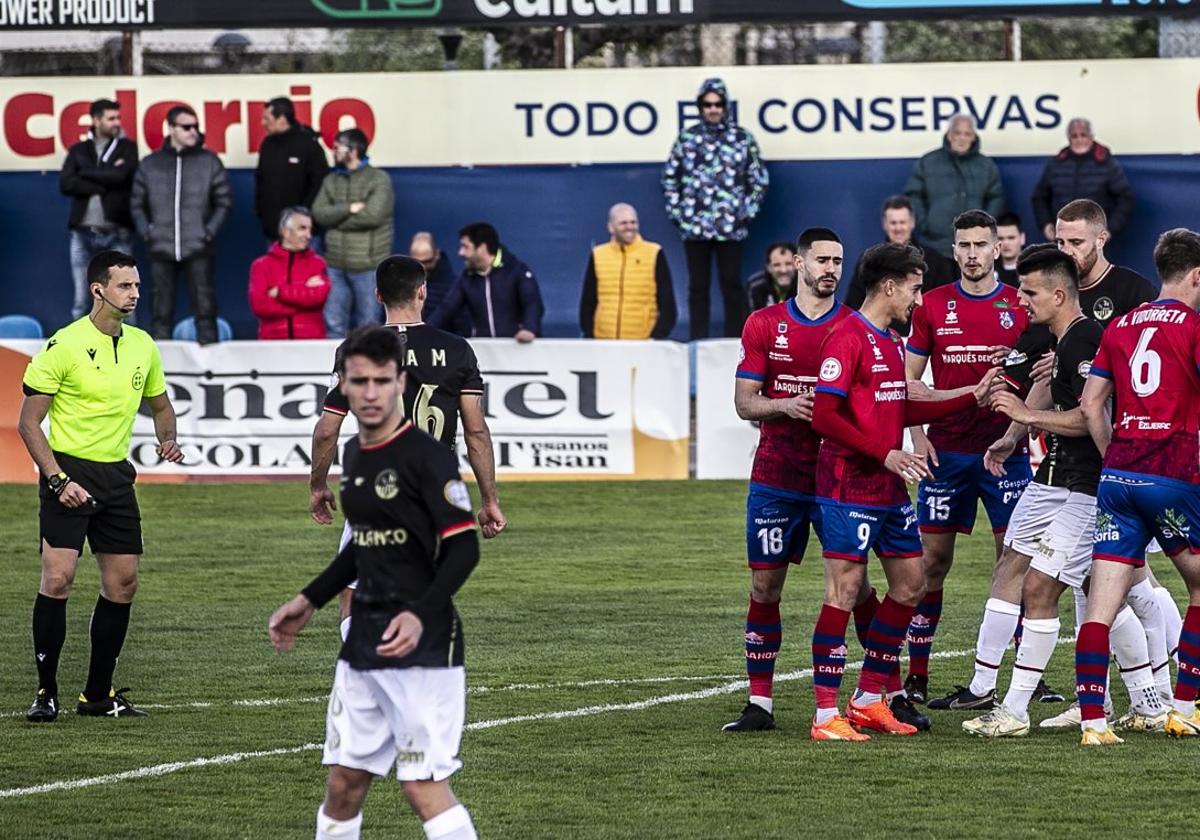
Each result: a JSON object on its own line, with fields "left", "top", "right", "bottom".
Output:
{"left": 0, "top": 481, "right": 1193, "bottom": 839}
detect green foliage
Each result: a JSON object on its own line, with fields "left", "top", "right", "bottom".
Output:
{"left": 0, "top": 481, "right": 1190, "bottom": 838}
{"left": 887, "top": 16, "right": 1158, "bottom": 63}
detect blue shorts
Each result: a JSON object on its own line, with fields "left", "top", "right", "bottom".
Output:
{"left": 746, "top": 485, "right": 820, "bottom": 569}
{"left": 818, "top": 500, "right": 922, "bottom": 565}
{"left": 1094, "top": 471, "right": 1200, "bottom": 567}
{"left": 918, "top": 450, "right": 1031, "bottom": 534}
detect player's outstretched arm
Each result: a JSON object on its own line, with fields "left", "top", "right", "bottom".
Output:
{"left": 460, "top": 394, "right": 506, "bottom": 539}
{"left": 1079, "top": 375, "right": 1115, "bottom": 456}
{"left": 992, "top": 392, "right": 1089, "bottom": 437}
{"left": 309, "top": 411, "right": 346, "bottom": 524}
{"left": 270, "top": 540, "right": 359, "bottom": 652}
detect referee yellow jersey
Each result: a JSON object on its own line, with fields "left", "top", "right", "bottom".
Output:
{"left": 22, "top": 317, "right": 167, "bottom": 463}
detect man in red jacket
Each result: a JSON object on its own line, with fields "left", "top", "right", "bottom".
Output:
{"left": 249, "top": 207, "right": 331, "bottom": 340}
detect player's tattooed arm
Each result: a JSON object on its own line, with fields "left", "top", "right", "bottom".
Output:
{"left": 1079, "top": 375, "right": 1115, "bottom": 456}
{"left": 461, "top": 394, "right": 506, "bottom": 539}
{"left": 734, "top": 378, "right": 811, "bottom": 422}
{"left": 309, "top": 411, "right": 345, "bottom": 525}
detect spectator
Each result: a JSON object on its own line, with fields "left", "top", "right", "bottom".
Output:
{"left": 254, "top": 97, "right": 329, "bottom": 243}
{"left": 905, "top": 114, "right": 1004, "bottom": 257}
{"left": 408, "top": 231, "right": 468, "bottom": 335}
{"left": 131, "top": 105, "right": 231, "bottom": 345}
{"left": 248, "top": 207, "right": 330, "bottom": 340}
{"left": 579, "top": 203, "right": 677, "bottom": 340}
{"left": 845, "top": 195, "right": 956, "bottom": 310}
{"left": 995, "top": 211, "right": 1026, "bottom": 288}
{"left": 312, "top": 127, "right": 393, "bottom": 338}
{"left": 1031, "top": 117, "right": 1135, "bottom": 241}
{"left": 662, "top": 77, "right": 769, "bottom": 340}
{"left": 60, "top": 98, "right": 138, "bottom": 320}
{"left": 744, "top": 241, "right": 796, "bottom": 313}
{"left": 428, "top": 222, "right": 543, "bottom": 342}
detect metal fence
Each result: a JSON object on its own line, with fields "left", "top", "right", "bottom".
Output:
{"left": 0, "top": 16, "right": 1192, "bottom": 76}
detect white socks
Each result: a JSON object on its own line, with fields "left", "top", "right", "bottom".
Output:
{"left": 969, "top": 598, "right": 1022, "bottom": 696}
{"left": 1073, "top": 586, "right": 1089, "bottom": 635}
{"left": 1002, "top": 616, "right": 1060, "bottom": 720}
{"left": 424, "top": 805, "right": 477, "bottom": 840}
{"left": 1154, "top": 585, "right": 1183, "bottom": 663}
{"left": 1110, "top": 606, "right": 1162, "bottom": 715}
{"left": 317, "top": 806, "right": 362, "bottom": 840}
{"left": 339, "top": 617, "right": 352, "bottom": 642}
{"left": 749, "top": 695, "right": 773, "bottom": 714}
{"left": 1125, "top": 579, "right": 1172, "bottom": 700}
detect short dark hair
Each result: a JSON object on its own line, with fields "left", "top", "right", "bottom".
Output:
{"left": 1016, "top": 244, "right": 1079, "bottom": 296}
{"left": 953, "top": 210, "right": 998, "bottom": 238}
{"left": 377, "top": 255, "right": 428, "bottom": 306}
{"left": 1058, "top": 199, "right": 1107, "bottom": 230}
{"left": 166, "top": 105, "right": 197, "bottom": 127}
{"left": 335, "top": 127, "right": 369, "bottom": 157}
{"left": 87, "top": 250, "right": 137, "bottom": 288}
{"left": 459, "top": 222, "right": 500, "bottom": 254}
{"left": 764, "top": 241, "right": 796, "bottom": 263}
{"left": 336, "top": 326, "right": 407, "bottom": 377}
{"left": 881, "top": 195, "right": 913, "bottom": 216}
{"left": 89, "top": 98, "right": 119, "bottom": 120}
{"left": 266, "top": 97, "right": 295, "bottom": 125}
{"left": 859, "top": 242, "right": 926, "bottom": 292}
{"left": 996, "top": 211, "right": 1022, "bottom": 230}
{"left": 796, "top": 227, "right": 841, "bottom": 255}
{"left": 1154, "top": 228, "right": 1200, "bottom": 284}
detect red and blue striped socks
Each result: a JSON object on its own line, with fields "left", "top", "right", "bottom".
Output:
{"left": 745, "top": 597, "right": 781, "bottom": 708}
{"left": 905, "top": 588, "right": 943, "bottom": 679}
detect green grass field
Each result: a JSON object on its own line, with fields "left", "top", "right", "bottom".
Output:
{"left": 0, "top": 481, "right": 1194, "bottom": 839}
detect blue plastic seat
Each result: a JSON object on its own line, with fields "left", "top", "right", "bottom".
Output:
{"left": 0, "top": 314, "right": 44, "bottom": 338}
{"left": 172, "top": 317, "right": 234, "bottom": 342}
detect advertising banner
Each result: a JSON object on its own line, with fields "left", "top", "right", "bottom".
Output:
{"left": 2, "top": 59, "right": 1197, "bottom": 172}
{"left": 0, "top": 337, "right": 688, "bottom": 482}
{"left": 0, "top": 1, "right": 1193, "bottom": 31}
{"left": 694, "top": 339, "right": 757, "bottom": 480}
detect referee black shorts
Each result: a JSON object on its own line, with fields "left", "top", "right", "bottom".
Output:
{"left": 39, "top": 452, "right": 143, "bottom": 556}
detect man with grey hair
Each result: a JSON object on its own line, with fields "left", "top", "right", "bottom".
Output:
{"left": 580, "top": 203, "right": 677, "bottom": 340}
{"left": 1032, "top": 117, "right": 1134, "bottom": 242}
{"left": 409, "top": 231, "right": 468, "bottom": 336}
{"left": 905, "top": 114, "right": 1005, "bottom": 257}
{"left": 248, "top": 206, "right": 330, "bottom": 339}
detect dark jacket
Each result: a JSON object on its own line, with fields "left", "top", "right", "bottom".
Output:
{"left": 59, "top": 132, "right": 139, "bottom": 230}
{"left": 744, "top": 270, "right": 791, "bottom": 313}
{"left": 131, "top": 138, "right": 232, "bottom": 262}
{"left": 428, "top": 247, "right": 545, "bottom": 338}
{"left": 254, "top": 123, "right": 329, "bottom": 240}
{"left": 1031, "top": 142, "right": 1134, "bottom": 235}
{"left": 905, "top": 134, "right": 1005, "bottom": 256}
{"left": 421, "top": 250, "right": 471, "bottom": 336}
{"left": 844, "top": 237, "right": 956, "bottom": 310}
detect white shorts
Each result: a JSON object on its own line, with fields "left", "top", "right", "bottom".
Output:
{"left": 1026, "top": 490, "right": 1096, "bottom": 590}
{"left": 323, "top": 661, "right": 466, "bottom": 782}
{"left": 1004, "top": 483, "right": 1070, "bottom": 558}
{"left": 338, "top": 520, "right": 358, "bottom": 592}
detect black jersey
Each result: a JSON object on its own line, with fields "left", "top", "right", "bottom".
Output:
{"left": 324, "top": 322, "right": 484, "bottom": 448}
{"left": 336, "top": 424, "right": 478, "bottom": 671}
{"left": 1003, "top": 265, "right": 1154, "bottom": 394}
{"left": 1034, "top": 317, "right": 1104, "bottom": 495}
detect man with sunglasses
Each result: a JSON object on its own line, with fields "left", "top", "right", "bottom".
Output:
{"left": 131, "top": 105, "right": 231, "bottom": 345}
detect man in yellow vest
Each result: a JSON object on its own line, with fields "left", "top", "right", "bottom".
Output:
{"left": 579, "top": 203, "right": 677, "bottom": 340}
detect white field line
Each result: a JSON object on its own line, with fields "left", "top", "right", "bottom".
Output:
{"left": 0, "top": 638, "right": 1075, "bottom": 800}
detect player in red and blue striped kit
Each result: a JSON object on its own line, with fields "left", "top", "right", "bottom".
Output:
{"left": 904, "top": 211, "right": 1036, "bottom": 710}
{"left": 809, "top": 242, "right": 999, "bottom": 739}
{"left": 723, "top": 228, "right": 863, "bottom": 733}
{"left": 1073, "top": 228, "right": 1200, "bottom": 745}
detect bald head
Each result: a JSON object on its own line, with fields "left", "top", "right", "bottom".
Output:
{"left": 408, "top": 232, "right": 438, "bottom": 270}
{"left": 607, "top": 203, "right": 639, "bottom": 246}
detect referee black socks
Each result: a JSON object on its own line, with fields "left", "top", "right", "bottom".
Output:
{"left": 83, "top": 596, "right": 132, "bottom": 703}
{"left": 32, "top": 593, "right": 67, "bottom": 697}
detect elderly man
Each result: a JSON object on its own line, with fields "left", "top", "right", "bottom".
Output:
{"left": 1032, "top": 118, "right": 1134, "bottom": 242}
{"left": 845, "top": 195, "right": 955, "bottom": 310}
{"left": 248, "top": 207, "right": 330, "bottom": 340}
{"left": 580, "top": 203, "right": 676, "bottom": 340}
{"left": 905, "top": 115, "right": 1005, "bottom": 257}
{"left": 408, "top": 231, "right": 468, "bottom": 335}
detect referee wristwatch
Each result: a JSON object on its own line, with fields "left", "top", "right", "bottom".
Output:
{"left": 47, "top": 472, "right": 71, "bottom": 495}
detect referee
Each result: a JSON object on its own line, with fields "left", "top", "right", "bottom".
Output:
{"left": 18, "top": 250, "right": 183, "bottom": 722}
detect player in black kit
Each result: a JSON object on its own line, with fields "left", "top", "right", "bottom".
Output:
{"left": 271, "top": 326, "right": 482, "bottom": 840}
{"left": 308, "top": 255, "right": 505, "bottom": 639}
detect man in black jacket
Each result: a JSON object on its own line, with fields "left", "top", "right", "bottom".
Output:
{"left": 255, "top": 97, "right": 329, "bottom": 243}
{"left": 845, "top": 195, "right": 955, "bottom": 310}
{"left": 1032, "top": 118, "right": 1135, "bottom": 242}
{"left": 131, "top": 106, "right": 232, "bottom": 345}
{"left": 60, "top": 99, "right": 138, "bottom": 320}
